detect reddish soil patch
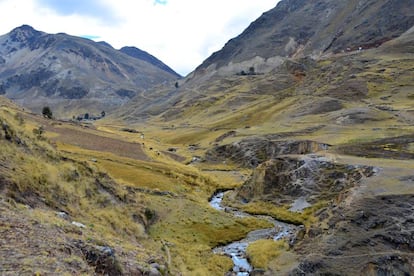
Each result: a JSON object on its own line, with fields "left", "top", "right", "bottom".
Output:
{"left": 47, "top": 124, "right": 149, "bottom": 161}
{"left": 23, "top": 113, "right": 149, "bottom": 161}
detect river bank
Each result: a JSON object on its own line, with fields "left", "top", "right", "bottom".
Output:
{"left": 209, "top": 191, "right": 299, "bottom": 275}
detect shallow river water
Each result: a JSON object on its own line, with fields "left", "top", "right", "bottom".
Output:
{"left": 209, "top": 192, "right": 298, "bottom": 275}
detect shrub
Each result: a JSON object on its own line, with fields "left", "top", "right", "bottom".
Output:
{"left": 42, "top": 106, "right": 53, "bottom": 119}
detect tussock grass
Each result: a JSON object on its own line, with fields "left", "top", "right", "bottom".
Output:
{"left": 56, "top": 142, "right": 219, "bottom": 193}
{"left": 0, "top": 105, "right": 164, "bottom": 272}
{"left": 246, "top": 240, "right": 289, "bottom": 269}
{"left": 235, "top": 200, "right": 328, "bottom": 228}
{"left": 147, "top": 195, "right": 272, "bottom": 275}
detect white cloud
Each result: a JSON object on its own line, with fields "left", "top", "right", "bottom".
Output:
{"left": 0, "top": 0, "right": 280, "bottom": 75}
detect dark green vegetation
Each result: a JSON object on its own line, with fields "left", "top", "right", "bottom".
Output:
{"left": 41, "top": 106, "right": 53, "bottom": 119}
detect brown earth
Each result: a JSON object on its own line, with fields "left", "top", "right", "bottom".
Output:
{"left": 24, "top": 113, "right": 150, "bottom": 162}
{"left": 292, "top": 194, "right": 414, "bottom": 275}
{"left": 0, "top": 184, "right": 148, "bottom": 276}
{"left": 49, "top": 125, "right": 150, "bottom": 162}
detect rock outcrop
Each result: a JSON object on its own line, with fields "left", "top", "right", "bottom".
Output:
{"left": 236, "top": 155, "right": 374, "bottom": 205}
{"left": 206, "top": 138, "right": 329, "bottom": 167}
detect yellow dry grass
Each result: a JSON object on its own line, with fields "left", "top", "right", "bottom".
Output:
{"left": 246, "top": 240, "right": 289, "bottom": 269}
{"left": 147, "top": 194, "right": 272, "bottom": 275}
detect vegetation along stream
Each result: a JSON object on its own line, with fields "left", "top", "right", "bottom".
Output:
{"left": 209, "top": 191, "right": 299, "bottom": 275}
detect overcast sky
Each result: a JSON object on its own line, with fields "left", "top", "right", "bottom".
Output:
{"left": 0, "top": 0, "right": 280, "bottom": 76}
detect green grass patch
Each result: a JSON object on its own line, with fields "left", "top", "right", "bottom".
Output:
{"left": 235, "top": 200, "right": 328, "bottom": 228}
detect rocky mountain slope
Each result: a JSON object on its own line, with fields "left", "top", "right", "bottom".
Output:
{"left": 114, "top": 0, "right": 414, "bottom": 122}
{"left": 192, "top": 0, "right": 414, "bottom": 79}
{"left": 0, "top": 25, "right": 180, "bottom": 118}
{"left": 120, "top": 46, "right": 180, "bottom": 78}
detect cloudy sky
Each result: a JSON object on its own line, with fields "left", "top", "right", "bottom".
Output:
{"left": 0, "top": 0, "right": 280, "bottom": 76}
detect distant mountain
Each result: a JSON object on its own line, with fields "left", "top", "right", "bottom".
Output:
{"left": 191, "top": 0, "right": 414, "bottom": 79}
{"left": 0, "top": 25, "right": 180, "bottom": 118}
{"left": 120, "top": 46, "right": 181, "bottom": 78}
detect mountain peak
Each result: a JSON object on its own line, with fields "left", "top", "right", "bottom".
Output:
{"left": 9, "top": 25, "right": 42, "bottom": 43}
{"left": 12, "top": 24, "right": 36, "bottom": 31}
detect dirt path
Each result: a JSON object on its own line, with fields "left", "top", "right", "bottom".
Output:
{"left": 308, "top": 251, "right": 414, "bottom": 260}
{"left": 336, "top": 154, "right": 414, "bottom": 197}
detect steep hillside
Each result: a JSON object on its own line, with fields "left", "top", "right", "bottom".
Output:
{"left": 0, "top": 96, "right": 159, "bottom": 274}
{"left": 192, "top": 0, "right": 414, "bottom": 78}
{"left": 120, "top": 46, "right": 181, "bottom": 78}
{"left": 114, "top": 0, "right": 414, "bottom": 123}
{"left": 0, "top": 25, "right": 180, "bottom": 118}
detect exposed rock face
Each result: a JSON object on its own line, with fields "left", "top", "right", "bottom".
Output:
{"left": 206, "top": 138, "right": 329, "bottom": 167}
{"left": 192, "top": 0, "right": 414, "bottom": 78}
{"left": 0, "top": 25, "right": 180, "bottom": 118}
{"left": 74, "top": 241, "right": 123, "bottom": 275}
{"left": 291, "top": 195, "right": 414, "bottom": 275}
{"left": 236, "top": 155, "right": 374, "bottom": 205}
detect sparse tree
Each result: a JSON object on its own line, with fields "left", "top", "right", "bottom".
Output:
{"left": 175, "top": 81, "right": 179, "bottom": 89}
{"left": 101, "top": 111, "right": 106, "bottom": 118}
{"left": 249, "top": 66, "right": 255, "bottom": 75}
{"left": 42, "top": 106, "right": 53, "bottom": 119}
{"left": 84, "top": 113, "right": 89, "bottom": 120}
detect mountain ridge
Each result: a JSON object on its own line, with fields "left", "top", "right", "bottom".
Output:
{"left": 120, "top": 46, "right": 181, "bottom": 78}
{"left": 0, "top": 25, "right": 180, "bottom": 118}
{"left": 113, "top": 0, "right": 414, "bottom": 123}
{"left": 190, "top": 0, "right": 414, "bottom": 79}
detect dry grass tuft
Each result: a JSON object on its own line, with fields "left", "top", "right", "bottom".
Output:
{"left": 246, "top": 240, "right": 289, "bottom": 269}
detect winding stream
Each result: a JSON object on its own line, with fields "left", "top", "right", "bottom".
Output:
{"left": 209, "top": 192, "right": 299, "bottom": 275}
